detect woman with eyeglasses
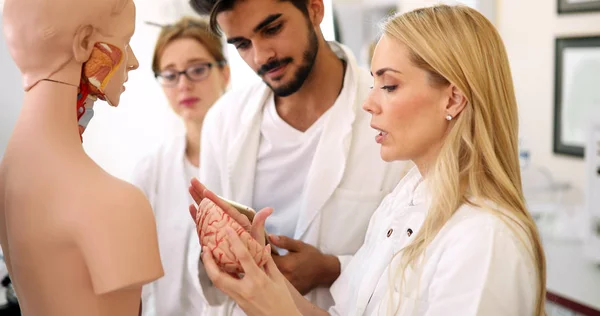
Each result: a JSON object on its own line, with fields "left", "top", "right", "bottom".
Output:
{"left": 130, "top": 16, "right": 230, "bottom": 316}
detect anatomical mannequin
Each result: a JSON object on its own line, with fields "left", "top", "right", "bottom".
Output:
{"left": 0, "top": 0, "right": 164, "bottom": 315}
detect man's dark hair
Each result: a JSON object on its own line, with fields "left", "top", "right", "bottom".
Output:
{"left": 190, "top": 0, "right": 309, "bottom": 35}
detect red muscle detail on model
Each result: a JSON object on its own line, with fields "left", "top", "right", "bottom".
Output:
{"left": 82, "top": 42, "right": 123, "bottom": 100}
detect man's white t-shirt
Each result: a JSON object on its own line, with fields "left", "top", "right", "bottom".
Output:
{"left": 252, "top": 96, "right": 332, "bottom": 252}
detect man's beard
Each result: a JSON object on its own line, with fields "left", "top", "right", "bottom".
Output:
{"left": 257, "top": 25, "right": 319, "bottom": 97}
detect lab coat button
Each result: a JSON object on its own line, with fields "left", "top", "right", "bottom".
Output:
{"left": 407, "top": 228, "right": 413, "bottom": 237}
{"left": 387, "top": 229, "right": 393, "bottom": 237}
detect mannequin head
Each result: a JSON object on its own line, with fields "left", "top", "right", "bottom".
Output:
{"left": 2, "top": 0, "right": 139, "bottom": 106}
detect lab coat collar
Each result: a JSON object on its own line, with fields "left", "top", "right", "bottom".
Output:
{"left": 294, "top": 42, "right": 361, "bottom": 239}
{"left": 175, "top": 129, "right": 187, "bottom": 164}
{"left": 226, "top": 41, "right": 362, "bottom": 236}
{"left": 390, "top": 166, "right": 429, "bottom": 207}
{"left": 226, "top": 87, "right": 271, "bottom": 205}
{"left": 409, "top": 172, "right": 429, "bottom": 207}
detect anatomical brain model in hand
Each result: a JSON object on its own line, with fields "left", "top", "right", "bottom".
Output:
{"left": 197, "top": 199, "right": 268, "bottom": 274}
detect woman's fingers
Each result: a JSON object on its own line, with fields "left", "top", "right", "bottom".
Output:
{"left": 189, "top": 178, "right": 206, "bottom": 204}
{"left": 202, "top": 246, "right": 242, "bottom": 297}
{"left": 263, "top": 245, "right": 285, "bottom": 283}
{"left": 189, "top": 204, "right": 201, "bottom": 227}
{"left": 189, "top": 203, "right": 199, "bottom": 220}
{"left": 189, "top": 204, "right": 197, "bottom": 223}
{"left": 225, "top": 227, "right": 264, "bottom": 277}
{"left": 189, "top": 187, "right": 202, "bottom": 206}
{"left": 204, "top": 189, "right": 252, "bottom": 230}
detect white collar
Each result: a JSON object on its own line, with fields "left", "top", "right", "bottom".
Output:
{"left": 390, "top": 166, "right": 430, "bottom": 207}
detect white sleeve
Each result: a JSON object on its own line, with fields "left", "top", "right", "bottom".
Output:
{"left": 329, "top": 197, "right": 387, "bottom": 315}
{"left": 199, "top": 106, "right": 224, "bottom": 196}
{"left": 422, "top": 221, "right": 537, "bottom": 316}
{"left": 335, "top": 255, "right": 353, "bottom": 274}
{"left": 129, "top": 151, "right": 160, "bottom": 315}
{"left": 140, "top": 285, "right": 156, "bottom": 316}
{"left": 128, "top": 154, "right": 157, "bottom": 210}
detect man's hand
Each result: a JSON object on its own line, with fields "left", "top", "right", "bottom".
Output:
{"left": 269, "top": 235, "right": 341, "bottom": 295}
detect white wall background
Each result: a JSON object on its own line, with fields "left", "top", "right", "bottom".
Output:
{"left": 0, "top": 0, "right": 334, "bottom": 180}
{"left": 333, "top": 0, "right": 494, "bottom": 68}
{"left": 393, "top": 0, "right": 598, "bottom": 204}
{"left": 0, "top": 12, "right": 24, "bottom": 160}
{"left": 496, "top": 0, "right": 600, "bottom": 203}
{"left": 397, "top": 0, "right": 494, "bottom": 22}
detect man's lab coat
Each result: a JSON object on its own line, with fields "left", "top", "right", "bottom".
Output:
{"left": 186, "top": 42, "right": 410, "bottom": 315}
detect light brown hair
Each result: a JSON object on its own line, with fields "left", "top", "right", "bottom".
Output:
{"left": 151, "top": 16, "right": 226, "bottom": 74}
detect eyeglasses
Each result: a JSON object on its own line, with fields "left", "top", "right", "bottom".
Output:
{"left": 155, "top": 62, "right": 225, "bottom": 87}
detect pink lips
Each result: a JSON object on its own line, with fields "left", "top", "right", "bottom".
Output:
{"left": 266, "top": 64, "right": 287, "bottom": 79}
{"left": 180, "top": 97, "right": 200, "bottom": 108}
{"left": 371, "top": 125, "right": 388, "bottom": 144}
{"left": 376, "top": 134, "right": 384, "bottom": 144}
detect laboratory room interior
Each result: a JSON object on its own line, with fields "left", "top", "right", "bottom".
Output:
{"left": 0, "top": 0, "right": 599, "bottom": 315}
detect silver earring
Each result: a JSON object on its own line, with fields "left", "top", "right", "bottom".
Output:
{"left": 445, "top": 114, "right": 453, "bottom": 121}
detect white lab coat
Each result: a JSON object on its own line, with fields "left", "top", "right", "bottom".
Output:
{"left": 329, "top": 167, "right": 538, "bottom": 316}
{"left": 186, "top": 42, "right": 410, "bottom": 315}
{"left": 130, "top": 132, "right": 205, "bottom": 316}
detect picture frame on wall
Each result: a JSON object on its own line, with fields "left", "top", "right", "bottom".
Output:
{"left": 558, "top": 0, "right": 600, "bottom": 14}
{"left": 553, "top": 36, "right": 600, "bottom": 158}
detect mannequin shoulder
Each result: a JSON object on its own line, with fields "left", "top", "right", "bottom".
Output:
{"left": 69, "top": 173, "right": 155, "bottom": 229}
{"left": 67, "top": 174, "right": 164, "bottom": 294}
{"left": 100, "top": 177, "right": 152, "bottom": 215}
{"left": 107, "top": 179, "right": 152, "bottom": 210}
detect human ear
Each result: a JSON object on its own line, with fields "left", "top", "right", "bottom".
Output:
{"left": 72, "top": 25, "right": 96, "bottom": 63}
{"left": 306, "top": 0, "right": 324, "bottom": 27}
{"left": 445, "top": 85, "right": 468, "bottom": 119}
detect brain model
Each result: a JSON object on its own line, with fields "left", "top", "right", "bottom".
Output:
{"left": 196, "top": 198, "right": 268, "bottom": 274}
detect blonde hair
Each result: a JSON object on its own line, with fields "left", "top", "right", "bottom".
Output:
{"left": 383, "top": 5, "right": 546, "bottom": 315}
{"left": 151, "top": 16, "right": 226, "bottom": 74}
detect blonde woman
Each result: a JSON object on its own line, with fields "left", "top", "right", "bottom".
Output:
{"left": 191, "top": 4, "right": 546, "bottom": 315}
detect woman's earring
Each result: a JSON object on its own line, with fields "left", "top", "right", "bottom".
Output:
{"left": 445, "top": 114, "right": 453, "bottom": 121}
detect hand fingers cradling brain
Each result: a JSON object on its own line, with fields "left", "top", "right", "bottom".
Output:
{"left": 197, "top": 198, "right": 268, "bottom": 274}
